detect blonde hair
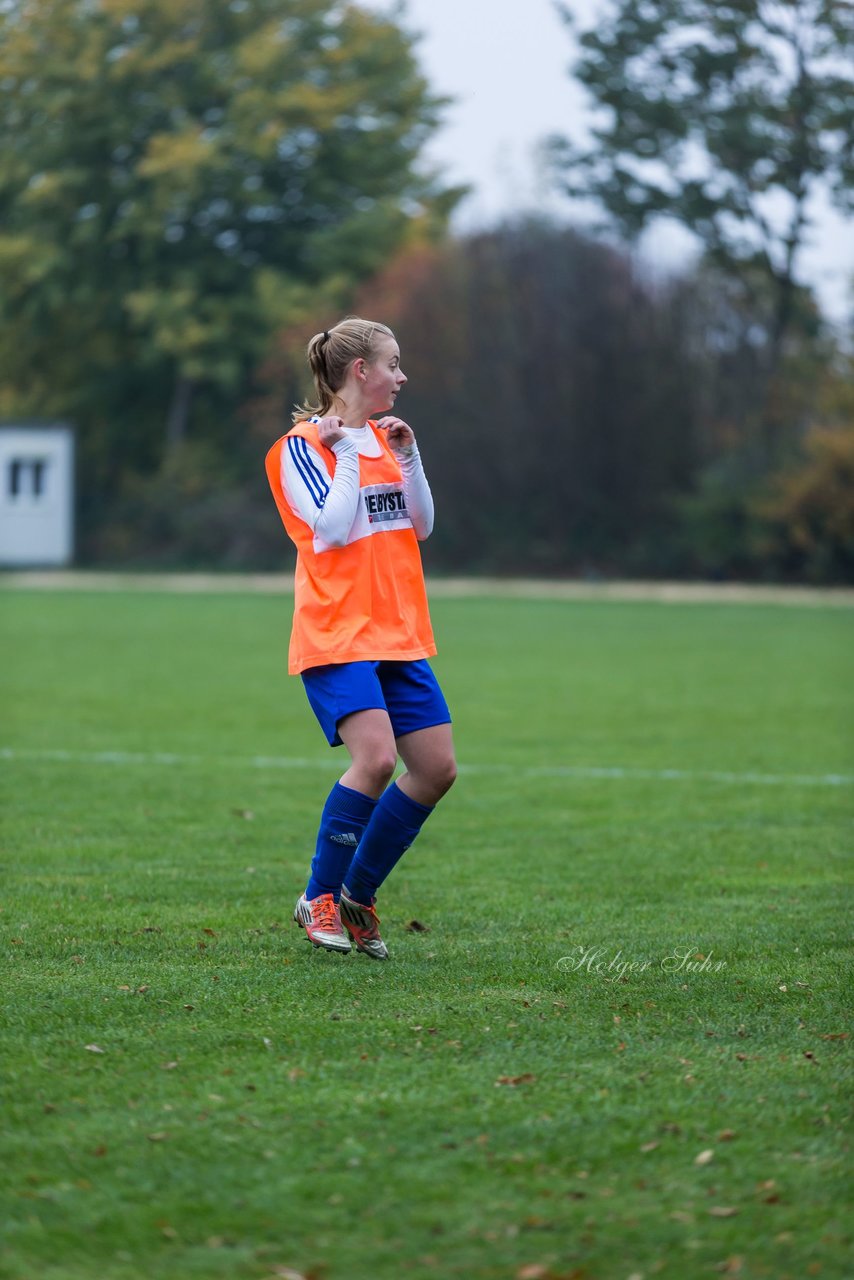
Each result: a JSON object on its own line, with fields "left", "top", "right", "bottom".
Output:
{"left": 292, "top": 317, "right": 395, "bottom": 423}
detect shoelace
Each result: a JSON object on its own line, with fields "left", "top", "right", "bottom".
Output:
{"left": 356, "top": 904, "right": 381, "bottom": 939}
{"left": 312, "top": 895, "right": 340, "bottom": 932}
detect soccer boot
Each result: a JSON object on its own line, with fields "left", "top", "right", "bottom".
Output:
{"left": 293, "top": 892, "right": 351, "bottom": 954}
{"left": 340, "top": 886, "right": 389, "bottom": 960}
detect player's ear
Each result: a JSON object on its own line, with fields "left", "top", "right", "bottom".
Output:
{"left": 352, "top": 358, "right": 368, "bottom": 382}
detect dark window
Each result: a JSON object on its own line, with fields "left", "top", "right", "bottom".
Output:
{"left": 7, "top": 457, "right": 48, "bottom": 498}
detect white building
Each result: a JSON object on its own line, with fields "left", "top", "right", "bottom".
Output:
{"left": 0, "top": 423, "right": 75, "bottom": 567}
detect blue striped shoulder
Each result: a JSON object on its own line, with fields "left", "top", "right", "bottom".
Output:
{"left": 286, "top": 433, "right": 329, "bottom": 510}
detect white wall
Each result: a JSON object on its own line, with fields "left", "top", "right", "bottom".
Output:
{"left": 0, "top": 425, "right": 74, "bottom": 566}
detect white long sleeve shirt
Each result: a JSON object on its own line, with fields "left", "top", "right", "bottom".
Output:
{"left": 280, "top": 422, "right": 434, "bottom": 552}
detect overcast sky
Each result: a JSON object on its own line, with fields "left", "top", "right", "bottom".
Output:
{"left": 366, "top": 0, "right": 853, "bottom": 328}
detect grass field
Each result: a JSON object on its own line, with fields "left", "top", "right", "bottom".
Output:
{"left": 1, "top": 585, "right": 851, "bottom": 1280}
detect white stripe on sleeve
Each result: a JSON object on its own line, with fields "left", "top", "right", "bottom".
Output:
{"left": 280, "top": 433, "right": 362, "bottom": 548}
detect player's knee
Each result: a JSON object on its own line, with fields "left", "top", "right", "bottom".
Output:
{"left": 431, "top": 754, "right": 457, "bottom": 798}
{"left": 366, "top": 748, "right": 398, "bottom": 791}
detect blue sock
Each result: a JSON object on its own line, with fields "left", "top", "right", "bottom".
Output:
{"left": 343, "top": 781, "right": 433, "bottom": 905}
{"left": 305, "top": 782, "right": 378, "bottom": 903}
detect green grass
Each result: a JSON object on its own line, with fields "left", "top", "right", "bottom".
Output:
{"left": 1, "top": 587, "right": 851, "bottom": 1280}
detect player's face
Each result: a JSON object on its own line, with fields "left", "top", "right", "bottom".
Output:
{"left": 363, "top": 337, "right": 407, "bottom": 411}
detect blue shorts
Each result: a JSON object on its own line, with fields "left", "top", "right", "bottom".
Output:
{"left": 301, "top": 659, "right": 451, "bottom": 748}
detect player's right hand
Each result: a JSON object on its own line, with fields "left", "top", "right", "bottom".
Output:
{"left": 317, "top": 416, "right": 346, "bottom": 447}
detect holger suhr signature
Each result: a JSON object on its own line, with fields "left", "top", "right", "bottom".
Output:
{"left": 557, "top": 945, "right": 727, "bottom": 980}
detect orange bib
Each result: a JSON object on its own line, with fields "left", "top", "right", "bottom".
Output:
{"left": 265, "top": 421, "right": 437, "bottom": 674}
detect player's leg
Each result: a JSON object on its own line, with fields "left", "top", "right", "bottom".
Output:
{"left": 395, "top": 722, "right": 457, "bottom": 807}
{"left": 337, "top": 708, "right": 398, "bottom": 799}
{"left": 294, "top": 666, "right": 395, "bottom": 952}
{"left": 341, "top": 664, "right": 454, "bottom": 952}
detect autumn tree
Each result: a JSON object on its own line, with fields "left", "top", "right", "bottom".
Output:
{"left": 0, "top": 0, "right": 455, "bottom": 492}
{"left": 343, "top": 221, "right": 702, "bottom": 575}
{"left": 548, "top": 0, "right": 854, "bottom": 449}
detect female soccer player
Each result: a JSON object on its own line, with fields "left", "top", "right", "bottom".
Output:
{"left": 265, "top": 317, "right": 456, "bottom": 959}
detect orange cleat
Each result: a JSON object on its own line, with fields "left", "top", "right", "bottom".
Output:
{"left": 340, "top": 887, "right": 389, "bottom": 960}
{"left": 293, "top": 892, "right": 351, "bottom": 953}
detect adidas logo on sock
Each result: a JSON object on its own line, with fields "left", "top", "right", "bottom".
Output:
{"left": 330, "top": 832, "right": 359, "bottom": 847}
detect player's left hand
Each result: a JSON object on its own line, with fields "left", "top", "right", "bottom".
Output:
{"left": 376, "top": 416, "right": 416, "bottom": 452}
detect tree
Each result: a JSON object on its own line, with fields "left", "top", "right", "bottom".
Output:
{"left": 755, "top": 354, "right": 854, "bottom": 580}
{"left": 548, "top": 0, "right": 854, "bottom": 433}
{"left": 327, "top": 221, "right": 703, "bottom": 575}
{"left": 0, "top": 0, "right": 456, "bottom": 481}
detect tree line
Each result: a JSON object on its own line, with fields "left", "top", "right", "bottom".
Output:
{"left": 0, "top": 0, "right": 851, "bottom": 581}
{"left": 253, "top": 220, "right": 853, "bottom": 583}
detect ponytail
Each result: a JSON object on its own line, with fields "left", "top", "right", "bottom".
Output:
{"left": 292, "top": 317, "right": 394, "bottom": 424}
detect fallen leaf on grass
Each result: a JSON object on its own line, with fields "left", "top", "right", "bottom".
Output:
{"left": 496, "top": 1074, "right": 537, "bottom": 1087}
{"left": 717, "top": 1129, "right": 737, "bottom": 1141}
{"left": 147, "top": 1132, "right": 169, "bottom": 1142}
{"left": 694, "top": 1149, "right": 715, "bottom": 1166}
{"left": 516, "top": 1268, "right": 586, "bottom": 1280}
{"left": 640, "top": 1141, "right": 659, "bottom": 1152}
{"left": 161, "top": 1062, "right": 179, "bottom": 1071}
{"left": 406, "top": 919, "right": 429, "bottom": 932}
{"left": 202, "top": 928, "right": 218, "bottom": 938}
{"left": 708, "top": 1205, "right": 739, "bottom": 1217}
{"left": 268, "top": 1268, "right": 319, "bottom": 1280}
{"left": 232, "top": 809, "right": 255, "bottom": 821}
{"left": 84, "top": 1044, "right": 105, "bottom": 1054}
{"left": 820, "top": 1032, "right": 847, "bottom": 1040}
{"left": 715, "top": 1258, "right": 744, "bottom": 1274}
